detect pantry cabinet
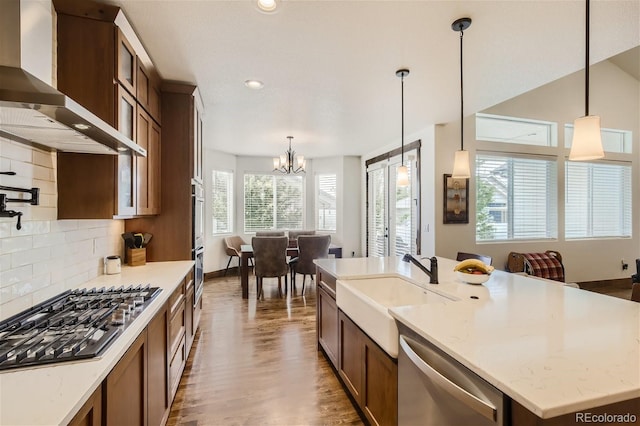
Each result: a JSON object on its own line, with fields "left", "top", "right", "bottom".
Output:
{"left": 54, "top": 0, "right": 161, "bottom": 219}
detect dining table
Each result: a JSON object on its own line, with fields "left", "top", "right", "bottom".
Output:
{"left": 239, "top": 244, "right": 343, "bottom": 299}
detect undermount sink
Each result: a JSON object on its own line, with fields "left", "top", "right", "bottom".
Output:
{"left": 336, "top": 276, "right": 450, "bottom": 358}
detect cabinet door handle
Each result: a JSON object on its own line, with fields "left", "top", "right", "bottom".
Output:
{"left": 399, "top": 335, "right": 497, "bottom": 422}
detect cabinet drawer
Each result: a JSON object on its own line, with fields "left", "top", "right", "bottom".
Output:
{"left": 169, "top": 302, "right": 185, "bottom": 358}
{"left": 168, "top": 279, "right": 185, "bottom": 318}
{"left": 169, "top": 334, "right": 186, "bottom": 400}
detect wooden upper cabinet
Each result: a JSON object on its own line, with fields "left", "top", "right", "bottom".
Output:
{"left": 137, "top": 109, "right": 161, "bottom": 215}
{"left": 137, "top": 61, "right": 162, "bottom": 124}
{"left": 55, "top": 0, "right": 162, "bottom": 219}
{"left": 116, "top": 28, "right": 137, "bottom": 96}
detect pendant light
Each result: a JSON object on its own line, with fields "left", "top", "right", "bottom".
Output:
{"left": 451, "top": 17, "right": 472, "bottom": 179}
{"left": 396, "top": 68, "right": 410, "bottom": 187}
{"left": 569, "top": 0, "right": 604, "bottom": 161}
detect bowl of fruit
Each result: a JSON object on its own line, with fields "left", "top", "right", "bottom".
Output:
{"left": 454, "top": 259, "right": 495, "bottom": 285}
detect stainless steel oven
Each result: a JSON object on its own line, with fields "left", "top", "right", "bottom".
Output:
{"left": 192, "top": 181, "right": 204, "bottom": 250}
{"left": 193, "top": 245, "right": 204, "bottom": 307}
{"left": 192, "top": 181, "right": 205, "bottom": 307}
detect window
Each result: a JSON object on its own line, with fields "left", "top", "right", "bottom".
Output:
{"left": 212, "top": 170, "right": 233, "bottom": 234}
{"left": 564, "top": 125, "right": 632, "bottom": 153}
{"left": 565, "top": 162, "right": 631, "bottom": 239}
{"left": 244, "top": 174, "right": 304, "bottom": 232}
{"left": 476, "top": 113, "right": 557, "bottom": 147}
{"left": 317, "top": 174, "right": 337, "bottom": 231}
{"left": 476, "top": 154, "right": 557, "bottom": 241}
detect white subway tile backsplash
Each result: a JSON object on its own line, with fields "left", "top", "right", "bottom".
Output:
{"left": 32, "top": 231, "right": 66, "bottom": 248}
{"left": 65, "top": 228, "right": 93, "bottom": 243}
{"left": 50, "top": 220, "right": 79, "bottom": 232}
{"left": 11, "top": 246, "right": 51, "bottom": 268}
{"left": 0, "top": 254, "right": 10, "bottom": 272}
{"left": 1, "top": 142, "right": 32, "bottom": 162}
{"left": 32, "top": 150, "right": 55, "bottom": 168}
{"left": 1, "top": 235, "right": 33, "bottom": 253}
{"left": 0, "top": 265, "right": 33, "bottom": 289}
{"left": 0, "top": 143, "right": 125, "bottom": 318}
{"left": 9, "top": 220, "right": 50, "bottom": 237}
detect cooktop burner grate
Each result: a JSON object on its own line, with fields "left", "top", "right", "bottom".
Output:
{"left": 0, "top": 284, "right": 161, "bottom": 371}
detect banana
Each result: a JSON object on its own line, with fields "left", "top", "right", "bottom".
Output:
{"left": 454, "top": 258, "right": 494, "bottom": 274}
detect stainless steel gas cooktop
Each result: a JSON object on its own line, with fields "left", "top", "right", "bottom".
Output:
{"left": 0, "top": 285, "right": 161, "bottom": 372}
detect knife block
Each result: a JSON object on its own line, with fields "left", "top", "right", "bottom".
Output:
{"left": 126, "top": 248, "right": 146, "bottom": 266}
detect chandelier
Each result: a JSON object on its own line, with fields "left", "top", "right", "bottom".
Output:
{"left": 273, "top": 136, "right": 305, "bottom": 174}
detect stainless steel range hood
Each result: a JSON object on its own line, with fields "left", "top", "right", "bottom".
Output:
{"left": 0, "top": 66, "right": 146, "bottom": 156}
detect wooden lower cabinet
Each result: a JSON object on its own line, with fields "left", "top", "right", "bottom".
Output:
{"left": 68, "top": 267, "right": 199, "bottom": 426}
{"left": 317, "top": 282, "right": 339, "bottom": 368}
{"left": 338, "top": 311, "right": 398, "bottom": 426}
{"left": 147, "top": 303, "right": 169, "bottom": 426}
{"left": 104, "top": 332, "right": 147, "bottom": 426}
{"left": 68, "top": 386, "right": 102, "bottom": 426}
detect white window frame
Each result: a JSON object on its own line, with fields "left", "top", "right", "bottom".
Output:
{"left": 565, "top": 160, "right": 632, "bottom": 239}
{"left": 212, "top": 169, "right": 233, "bottom": 235}
{"left": 316, "top": 173, "right": 337, "bottom": 232}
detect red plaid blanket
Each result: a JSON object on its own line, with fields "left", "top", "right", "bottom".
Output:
{"left": 523, "top": 253, "right": 565, "bottom": 282}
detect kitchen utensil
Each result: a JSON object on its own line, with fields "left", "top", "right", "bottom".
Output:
{"left": 104, "top": 255, "right": 121, "bottom": 274}
{"left": 133, "top": 233, "right": 144, "bottom": 248}
{"left": 121, "top": 232, "right": 135, "bottom": 249}
{"left": 142, "top": 232, "right": 153, "bottom": 247}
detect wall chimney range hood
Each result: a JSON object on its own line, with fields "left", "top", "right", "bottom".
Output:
{"left": 0, "top": 66, "right": 146, "bottom": 156}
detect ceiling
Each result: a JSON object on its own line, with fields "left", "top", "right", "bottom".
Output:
{"left": 103, "top": 0, "right": 639, "bottom": 159}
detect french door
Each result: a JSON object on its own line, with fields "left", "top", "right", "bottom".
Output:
{"left": 367, "top": 148, "right": 419, "bottom": 257}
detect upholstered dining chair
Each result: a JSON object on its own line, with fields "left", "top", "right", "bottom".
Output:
{"left": 456, "top": 252, "right": 493, "bottom": 266}
{"left": 287, "top": 230, "right": 316, "bottom": 247}
{"left": 252, "top": 236, "right": 289, "bottom": 299}
{"left": 289, "top": 234, "right": 331, "bottom": 295}
{"left": 255, "top": 231, "right": 285, "bottom": 237}
{"left": 223, "top": 236, "right": 252, "bottom": 276}
{"left": 631, "top": 283, "right": 640, "bottom": 303}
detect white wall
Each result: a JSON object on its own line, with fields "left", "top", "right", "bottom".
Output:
{"left": 434, "top": 59, "right": 640, "bottom": 283}
{"left": 360, "top": 125, "right": 437, "bottom": 258}
{"left": 0, "top": 139, "right": 124, "bottom": 318}
{"left": 203, "top": 148, "right": 237, "bottom": 273}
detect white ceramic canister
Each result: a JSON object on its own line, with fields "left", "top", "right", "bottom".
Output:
{"left": 105, "top": 255, "right": 122, "bottom": 275}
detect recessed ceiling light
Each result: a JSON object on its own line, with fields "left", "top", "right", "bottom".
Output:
{"left": 244, "top": 80, "right": 264, "bottom": 90}
{"left": 73, "top": 123, "right": 90, "bottom": 130}
{"left": 257, "top": 0, "right": 277, "bottom": 12}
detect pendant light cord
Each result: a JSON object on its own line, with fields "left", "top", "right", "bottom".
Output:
{"left": 459, "top": 27, "right": 464, "bottom": 151}
{"left": 401, "top": 74, "right": 405, "bottom": 165}
{"left": 585, "top": 0, "right": 590, "bottom": 117}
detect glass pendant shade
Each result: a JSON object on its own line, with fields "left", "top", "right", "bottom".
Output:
{"left": 397, "top": 165, "right": 409, "bottom": 187}
{"left": 272, "top": 157, "right": 280, "bottom": 169}
{"left": 569, "top": 115, "right": 604, "bottom": 161}
{"left": 452, "top": 150, "right": 471, "bottom": 179}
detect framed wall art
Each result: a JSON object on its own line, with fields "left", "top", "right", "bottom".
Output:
{"left": 443, "top": 174, "right": 469, "bottom": 224}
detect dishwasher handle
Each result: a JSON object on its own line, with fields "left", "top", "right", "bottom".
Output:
{"left": 399, "top": 335, "right": 497, "bottom": 422}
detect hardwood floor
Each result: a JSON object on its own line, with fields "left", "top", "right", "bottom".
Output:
{"left": 167, "top": 275, "right": 363, "bottom": 426}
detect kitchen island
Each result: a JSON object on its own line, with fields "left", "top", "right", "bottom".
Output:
{"left": 315, "top": 256, "right": 640, "bottom": 423}
{"left": 0, "top": 261, "right": 195, "bottom": 426}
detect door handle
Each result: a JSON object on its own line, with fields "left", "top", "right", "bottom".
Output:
{"left": 399, "top": 335, "right": 497, "bottom": 422}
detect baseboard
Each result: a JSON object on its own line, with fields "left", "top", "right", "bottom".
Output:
{"left": 577, "top": 277, "right": 632, "bottom": 290}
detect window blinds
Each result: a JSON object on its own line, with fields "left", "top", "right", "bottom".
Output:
{"left": 244, "top": 174, "right": 304, "bottom": 232}
{"left": 212, "top": 170, "right": 233, "bottom": 234}
{"left": 476, "top": 154, "right": 557, "bottom": 241}
{"left": 317, "top": 174, "right": 337, "bottom": 231}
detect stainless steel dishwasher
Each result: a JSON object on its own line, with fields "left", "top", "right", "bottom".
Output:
{"left": 398, "top": 330, "right": 506, "bottom": 425}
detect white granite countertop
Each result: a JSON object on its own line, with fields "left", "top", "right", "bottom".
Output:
{"left": 0, "top": 261, "right": 194, "bottom": 426}
{"left": 315, "top": 256, "right": 640, "bottom": 419}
